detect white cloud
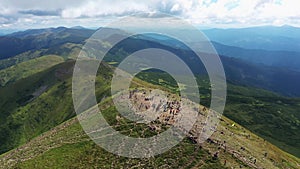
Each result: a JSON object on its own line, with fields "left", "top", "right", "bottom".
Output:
{"left": 0, "top": 0, "right": 300, "bottom": 29}
{"left": 183, "top": 0, "right": 300, "bottom": 27}
{"left": 61, "top": 0, "right": 149, "bottom": 18}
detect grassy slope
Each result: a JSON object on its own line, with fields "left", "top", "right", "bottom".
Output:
{"left": 225, "top": 84, "right": 300, "bottom": 157}
{"left": 0, "top": 60, "right": 75, "bottom": 154}
{"left": 0, "top": 42, "right": 82, "bottom": 71}
{"left": 0, "top": 55, "right": 64, "bottom": 86}
{"left": 0, "top": 88, "right": 299, "bottom": 169}
{"left": 0, "top": 50, "right": 46, "bottom": 70}
{"left": 210, "top": 114, "right": 300, "bottom": 169}
{"left": 0, "top": 58, "right": 112, "bottom": 155}
{"left": 0, "top": 117, "right": 224, "bottom": 169}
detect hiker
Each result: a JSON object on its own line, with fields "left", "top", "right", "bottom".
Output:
{"left": 224, "top": 160, "right": 227, "bottom": 165}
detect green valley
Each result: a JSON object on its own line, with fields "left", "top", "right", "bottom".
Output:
{"left": 0, "top": 26, "right": 299, "bottom": 169}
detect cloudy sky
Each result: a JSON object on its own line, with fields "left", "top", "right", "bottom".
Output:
{"left": 0, "top": 0, "right": 300, "bottom": 30}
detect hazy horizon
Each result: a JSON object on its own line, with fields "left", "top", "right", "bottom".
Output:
{"left": 1, "top": 24, "right": 300, "bottom": 36}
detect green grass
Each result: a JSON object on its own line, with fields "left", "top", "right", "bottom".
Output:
{"left": 15, "top": 140, "right": 220, "bottom": 169}
{"left": 0, "top": 59, "right": 113, "bottom": 155}
{"left": 0, "top": 60, "right": 73, "bottom": 154}
{"left": 17, "top": 142, "right": 90, "bottom": 169}
{"left": 0, "top": 55, "right": 64, "bottom": 86}
{"left": 0, "top": 50, "right": 46, "bottom": 70}
{"left": 224, "top": 87, "right": 300, "bottom": 157}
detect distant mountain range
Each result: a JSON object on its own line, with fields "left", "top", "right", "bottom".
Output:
{"left": 141, "top": 30, "right": 300, "bottom": 72}
{"left": 1, "top": 26, "right": 300, "bottom": 97}
{"left": 0, "top": 27, "right": 94, "bottom": 60}
{"left": 212, "top": 42, "right": 300, "bottom": 72}
{"left": 111, "top": 32, "right": 300, "bottom": 97}
{"left": 2, "top": 25, "right": 300, "bottom": 70}
{"left": 203, "top": 25, "right": 300, "bottom": 52}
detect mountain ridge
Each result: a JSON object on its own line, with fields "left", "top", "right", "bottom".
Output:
{"left": 0, "top": 26, "right": 299, "bottom": 164}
